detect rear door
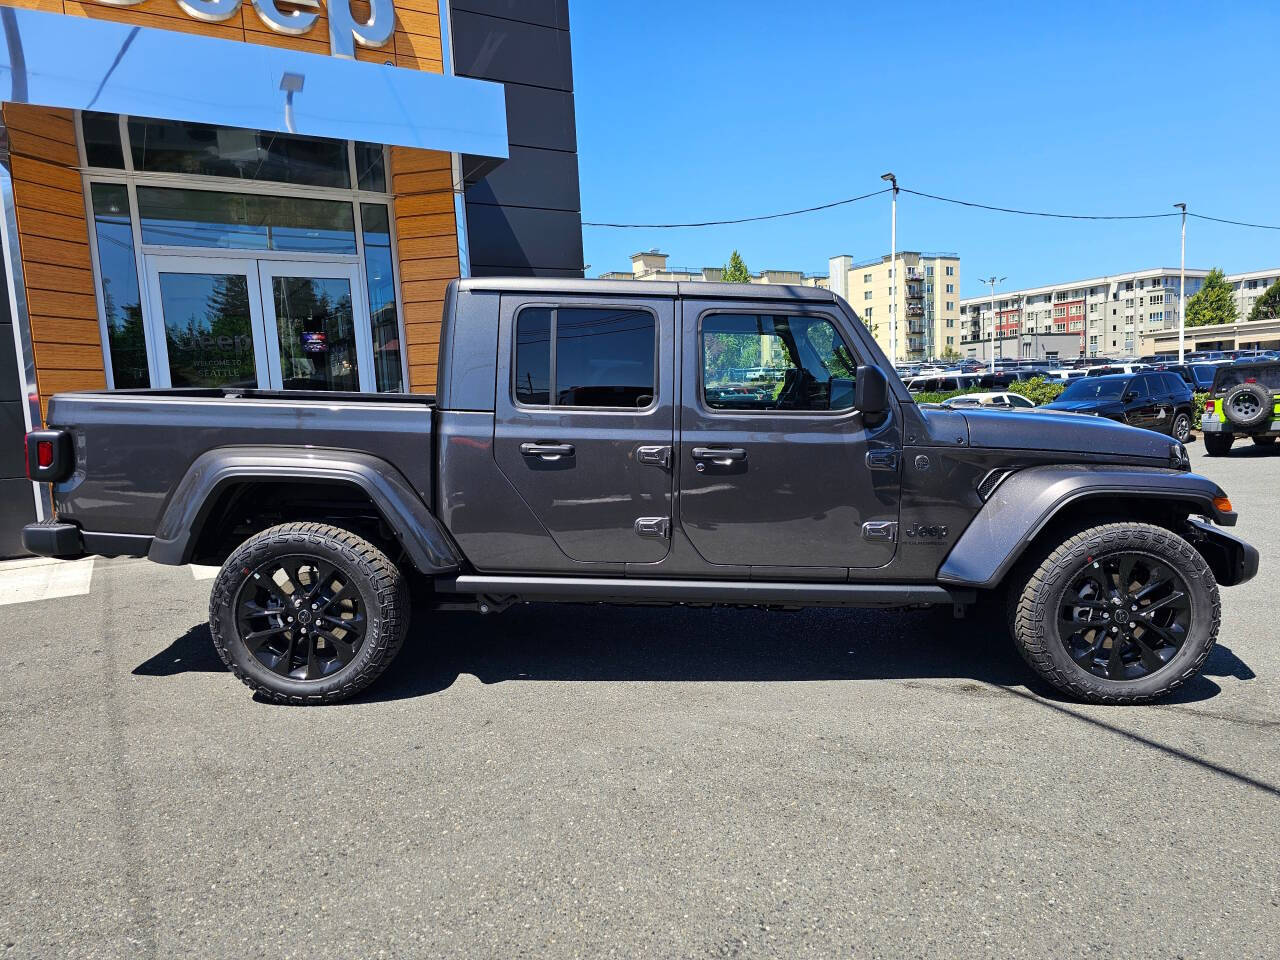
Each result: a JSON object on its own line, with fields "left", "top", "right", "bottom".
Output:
{"left": 493, "top": 294, "right": 676, "bottom": 563}
{"left": 677, "top": 300, "right": 900, "bottom": 571}
{"left": 1125, "top": 375, "right": 1160, "bottom": 429}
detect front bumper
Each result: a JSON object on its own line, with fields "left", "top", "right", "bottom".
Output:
{"left": 1186, "top": 518, "right": 1259, "bottom": 586}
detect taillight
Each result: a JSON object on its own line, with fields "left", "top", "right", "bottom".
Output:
{"left": 1205, "top": 398, "right": 1214, "bottom": 413}
{"left": 25, "top": 430, "right": 72, "bottom": 483}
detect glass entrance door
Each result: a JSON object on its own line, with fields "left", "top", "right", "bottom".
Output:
{"left": 257, "top": 262, "right": 370, "bottom": 392}
{"left": 143, "top": 256, "right": 269, "bottom": 389}
{"left": 143, "top": 256, "right": 371, "bottom": 391}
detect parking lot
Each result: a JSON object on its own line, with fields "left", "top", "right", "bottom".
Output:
{"left": 1, "top": 443, "right": 1276, "bottom": 960}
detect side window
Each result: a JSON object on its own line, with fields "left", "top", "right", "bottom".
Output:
{"left": 1130, "top": 375, "right": 1153, "bottom": 398}
{"left": 514, "top": 306, "right": 656, "bottom": 408}
{"left": 702, "top": 313, "right": 858, "bottom": 412}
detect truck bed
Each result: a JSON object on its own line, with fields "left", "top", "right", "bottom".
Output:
{"left": 47, "top": 388, "right": 436, "bottom": 537}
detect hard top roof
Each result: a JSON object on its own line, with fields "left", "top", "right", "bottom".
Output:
{"left": 456, "top": 277, "right": 836, "bottom": 302}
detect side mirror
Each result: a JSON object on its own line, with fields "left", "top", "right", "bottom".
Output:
{"left": 855, "top": 365, "right": 889, "bottom": 420}
{"left": 1122, "top": 391, "right": 1137, "bottom": 403}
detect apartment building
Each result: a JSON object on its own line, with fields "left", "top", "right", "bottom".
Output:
{"left": 828, "top": 252, "right": 961, "bottom": 362}
{"left": 960, "top": 266, "right": 1280, "bottom": 359}
{"left": 599, "top": 250, "right": 829, "bottom": 287}
{"left": 959, "top": 268, "right": 1210, "bottom": 359}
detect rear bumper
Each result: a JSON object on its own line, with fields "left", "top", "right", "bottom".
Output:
{"left": 22, "top": 521, "right": 84, "bottom": 559}
{"left": 22, "top": 522, "right": 151, "bottom": 560}
{"left": 1201, "top": 413, "right": 1280, "bottom": 435}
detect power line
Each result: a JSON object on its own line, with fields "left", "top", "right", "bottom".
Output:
{"left": 1189, "top": 212, "right": 1280, "bottom": 231}
{"left": 899, "top": 188, "right": 1178, "bottom": 221}
{"left": 581, "top": 182, "right": 1280, "bottom": 231}
{"left": 581, "top": 187, "right": 891, "bottom": 228}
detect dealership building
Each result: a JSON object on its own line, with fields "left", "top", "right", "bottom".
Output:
{"left": 0, "top": 0, "right": 583, "bottom": 556}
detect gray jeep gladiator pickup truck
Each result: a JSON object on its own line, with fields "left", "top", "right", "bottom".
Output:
{"left": 21, "top": 278, "right": 1258, "bottom": 705}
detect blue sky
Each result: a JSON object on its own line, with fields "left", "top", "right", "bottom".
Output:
{"left": 570, "top": 0, "right": 1280, "bottom": 298}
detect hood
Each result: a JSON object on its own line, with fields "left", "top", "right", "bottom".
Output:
{"left": 952, "top": 407, "right": 1178, "bottom": 461}
{"left": 1040, "top": 399, "right": 1117, "bottom": 413}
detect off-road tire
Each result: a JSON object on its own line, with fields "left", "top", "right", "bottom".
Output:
{"left": 1252, "top": 435, "right": 1276, "bottom": 446}
{"left": 1011, "top": 522, "right": 1219, "bottom": 704}
{"left": 1222, "top": 382, "right": 1272, "bottom": 428}
{"left": 209, "top": 522, "right": 409, "bottom": 704}
{"left": 1203, "top": 432, "right": 1233, "bottom": 456}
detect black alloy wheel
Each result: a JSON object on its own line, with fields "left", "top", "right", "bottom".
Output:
{"left": 209, "top": 522, "right": 409, "bottom": 704}
{"left": 1056, "top": 552, "right": 1191, "bottom": 682}
{"left": 235, "top": 555, "right": 366, "bottom": 681}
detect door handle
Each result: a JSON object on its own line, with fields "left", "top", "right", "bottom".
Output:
{"left": 691, "top": 446, "right": 746, "bottom": 464}
{"left": 520, "top": 442, "right": 575, "bottom": 460}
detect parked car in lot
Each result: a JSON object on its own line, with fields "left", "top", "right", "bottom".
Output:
{"left": 21, "top": 279, "right": 1255, "bottom": 706}
{"left": 940, "top": 391, "right": 1036, "bottom": 410}
{"left": 1152, "top": 362, "right": 1223, "bottom": 391}
{"left": 1086, "top": 363, "right": 1152, "bottom": 377}
{"left": 1201, "top": 361, "right": 1280, "bottom": 455}
{"left": 905, "top": 373, "right": 980, "bottom": 393}
{"left": 1040, "top": 371, "right": 1195, "bottom": 441}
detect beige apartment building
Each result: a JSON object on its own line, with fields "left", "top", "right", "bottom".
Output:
{"left": 959, "top": 266, "right": 1280, "bottom": 359}
{"left": 600, "top": 250, "right": 829, "bottom": 287}
{"left": 828, "top": 252, "right": 962, "bottom": 362}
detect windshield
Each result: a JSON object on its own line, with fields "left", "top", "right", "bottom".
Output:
{"left": 1059, "top": 377, "right": 1128, "bottom": 401}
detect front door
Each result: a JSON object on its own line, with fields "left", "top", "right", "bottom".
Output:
{"left": 143, "top": 256, "right": 371, "bottom": 391}
{"left": 493, "top": 294, "right": 676, "bottom": 564}
{"left": 677, "top": 301, "right": 900, "bottom": 570}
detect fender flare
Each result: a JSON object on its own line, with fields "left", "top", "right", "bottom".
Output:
{"left": 936, "top": 465, "right": 1232, "bottom": 589}
{"left": 147, "top": 446, "right": 462, "bottom": 574}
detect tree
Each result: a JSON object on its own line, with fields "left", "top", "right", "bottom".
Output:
{"left": 939, "top": 345, "right": 962, "bottom": 363}
{"left": 1185, "top": 268, "right": 1238, "bottom": 328}
{"left": 1247, "top": 277, "right": 1280, "bottom": 322}
{"left": 721, "top": 250, "right": 752, "bottom": 283}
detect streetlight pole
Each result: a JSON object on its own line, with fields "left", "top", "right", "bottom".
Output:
{"left": 881, "top": 172, "right": 898, "bottom": 367}
{"left": 979, "top": 275, "right": 1005, "bottom": 373}
{"left": 1175, "top": 203, "right": 1187, "bottom": 364}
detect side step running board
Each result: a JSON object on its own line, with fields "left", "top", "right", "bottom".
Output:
{"left": 437, "top": 575, "right": 973, "bottom": 608}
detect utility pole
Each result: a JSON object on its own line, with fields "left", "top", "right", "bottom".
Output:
{"left": 881, "top": 173, "right": 898, "bottom": 367}
{"left": 979, "top": 275, "right": 1005, "bottom": 373}
{"left": 1175, "top": 203, "right": 1187, "bottom": 364}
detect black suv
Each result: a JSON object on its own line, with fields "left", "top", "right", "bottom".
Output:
{"left": 1041, "top": 372, "right": 1195, "bottom": 441}
{"left": 1201, "top": 361, "right": 1280, "bottom": 455}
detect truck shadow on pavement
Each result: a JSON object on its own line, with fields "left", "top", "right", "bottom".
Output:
{"left": 133, "top": 602, "right": 1256, "bottom": 706}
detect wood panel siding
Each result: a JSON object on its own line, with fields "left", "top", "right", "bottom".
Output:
{"left": 390, "top": 145, "right": 456, "bottom": 394}
{"left": 2, "top": 104, "right": 102, "bottom": 421}
{"left": 3, "top": 0, "right": 457, "bottom": 409}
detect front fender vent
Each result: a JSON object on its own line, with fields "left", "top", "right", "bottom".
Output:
{"left": 976, "top": 468, "right": 1016, "bottom": 501}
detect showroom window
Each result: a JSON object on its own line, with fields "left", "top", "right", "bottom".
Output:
{"left": 78, "top": 113, "right": 408, "bottom": 393}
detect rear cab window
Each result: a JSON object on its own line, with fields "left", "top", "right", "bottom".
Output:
{"left": 514, "top": 306, "right": 656, "bottom": 408}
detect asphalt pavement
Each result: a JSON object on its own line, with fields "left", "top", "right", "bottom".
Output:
{"left": 1, "top": 442, "right": 1277, "bottom": 959}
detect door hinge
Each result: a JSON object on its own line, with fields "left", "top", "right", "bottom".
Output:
{"left": 636, "top": 445, "right": 672, "bottom": 468}
{"left": 865, "top": 449, "right": 899, "bottom": 471}
{"left": 862, "top": 520, "right": 898, "bottom": 543}
{"left": 634, "top": 516, "right": 671, "bottom": 539}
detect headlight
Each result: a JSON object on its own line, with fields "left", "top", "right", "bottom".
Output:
{"left": 1170, "top": 441, "right": 1191, "bottom": 471}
